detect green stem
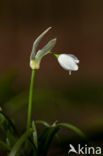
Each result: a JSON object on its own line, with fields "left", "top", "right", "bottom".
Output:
{"left": 49, "top": 52, "right": 59, "bottom": 58}
{"left": 27, "top": 69, "right": 36, "bottom": 130}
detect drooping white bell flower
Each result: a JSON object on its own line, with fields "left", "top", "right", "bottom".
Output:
{"left": 57, "top": 54, "right": 79, "bottom": 75}
{"left": 30, "top": 27, "right": 56, "bottom": 69}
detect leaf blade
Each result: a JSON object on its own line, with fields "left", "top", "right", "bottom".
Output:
{"left": 56, "top": 123, "right": 86, "bottom": 139}
{"left": 32, "top": 121, "right": 38, "bottom": 149}
{"left": 0, "top": 140, "right": 10, "bottom": 151}
{"left": 9, "top": 129, "right": 33, "bottom": 156}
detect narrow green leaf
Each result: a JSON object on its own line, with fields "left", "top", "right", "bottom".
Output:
{"left": 35, "top": 120, "right": 50, "bottom": 127}
{"left": 0, "top": 140, "right": 10, "bottom": 151}
{"left": 0, "top": 111, "right": 18, "bottom": 147}
{"left": 9, "top": 129, "right": 33, "bottom": 156}
{"left": 56, "top": 123, "right": 86, "bottom": 139}
{"left": 38, "top": 122, "right": 86, "bottom": 156}
{"left": 0, "top": 111, "right": 17, "bottom": 136}
{"left": 42, "top": 126, "right": 59, "bottom": 149}
{"left": 32, "top": 121, "right": 38, "bottom": 148}
{"left": 38, "top": 126, "right": 59, "bottom": 156}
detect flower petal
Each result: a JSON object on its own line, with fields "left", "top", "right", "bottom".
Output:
{"left": 58, "top": 54, "right": 79, "bottom": 71}
{"left": 68, "top": 54, "right": 79, "bottom": 63}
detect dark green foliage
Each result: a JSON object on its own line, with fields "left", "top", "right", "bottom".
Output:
{"left": 0, "top": 109, "right": 85, "bottom": 155}
{"left": 0, "top": 72, "right": 86, "bottom": 155}
{"left": 0, "top": 110, "right": 18, "bottom": 152}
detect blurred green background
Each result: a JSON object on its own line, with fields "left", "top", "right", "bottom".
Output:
{"left": 0, "top": 0, "right": 103, "bottom": 152}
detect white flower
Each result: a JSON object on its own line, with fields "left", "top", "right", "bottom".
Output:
{"left": 58, "top": 54, "right": 79, "bottom": 75}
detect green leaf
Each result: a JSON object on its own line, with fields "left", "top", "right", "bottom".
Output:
{"left": 35, "top": 120, "right": 50, "bottom": 127}
{"left": 32, "top": 121, "right": 38, "bottom": 148}
{"left": 0, "top": 111, "right": 18, "bottom": 147}
{"left": 38, "top": 126, "right": 59, "bottom": 156}
{"left": 56, "top": 123, "right": 86, "bottom": 139}
{"left": 9, "top": 128, "right": 33, "bottom": 156}
{"left": 0, "top": 111, "right": 17, "bottom": 135}
{"left": 38, "top": 122, "right": 86, "bottom": 156}
{"left": 0, "top": 140, "right": 10, "bottom": 151}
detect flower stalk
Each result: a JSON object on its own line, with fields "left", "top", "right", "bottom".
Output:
{"left": 27, "top": 69, "right": 36, "bottom": 130}
{"left": 27, "top": 27, "right": 56, "bottom": 131}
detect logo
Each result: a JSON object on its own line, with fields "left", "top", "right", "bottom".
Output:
{"left": 68, "top": 144, "right": 101, "bottom": 155}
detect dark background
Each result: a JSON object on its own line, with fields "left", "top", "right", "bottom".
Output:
{"left": 0, "top": 0, "right": 103, "bottom": 150}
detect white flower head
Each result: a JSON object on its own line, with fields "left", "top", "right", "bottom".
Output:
{"left": 30, "top": 27, "right": 56, "bottom": 69}
{"left": 58, "top": 54, "right": 79, "bottom": 75}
